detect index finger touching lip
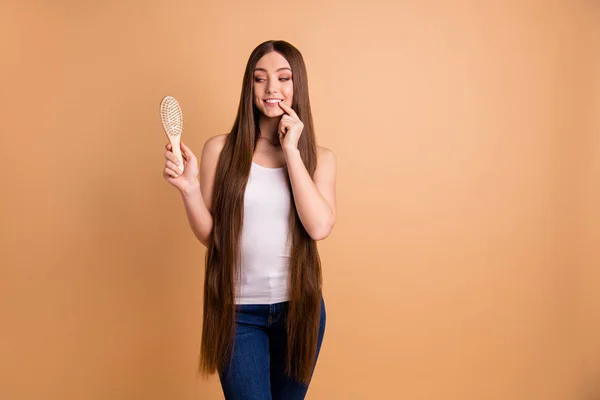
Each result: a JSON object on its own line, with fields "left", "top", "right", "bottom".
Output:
{"left": 278, "top": 101, "right": 295, "bottom": 114}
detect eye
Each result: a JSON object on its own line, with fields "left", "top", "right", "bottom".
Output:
{"left": 279, "top": 77, "right": 291, "bottom": 81}
{"left": 254, "top": 77, "right": 265, "bottom": 82}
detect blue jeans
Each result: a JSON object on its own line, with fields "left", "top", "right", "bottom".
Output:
{"left": 218, "top": 296, "right": 326, "bottom": 400}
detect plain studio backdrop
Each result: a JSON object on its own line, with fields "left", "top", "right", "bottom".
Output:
{"left": 0, "top": 1, "right": 598, "bottom": 399}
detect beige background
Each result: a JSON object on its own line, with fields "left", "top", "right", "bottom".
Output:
{"left": 1, "top": 1, "right": 598, "bottom": 399}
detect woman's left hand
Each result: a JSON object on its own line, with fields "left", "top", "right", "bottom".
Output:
{"left": 278, "top": 102, "right": 303, "bottom": 151}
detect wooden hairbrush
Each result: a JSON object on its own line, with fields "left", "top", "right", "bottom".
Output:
{"left": 160, "top": 96, "right": 184, "bottom": 172}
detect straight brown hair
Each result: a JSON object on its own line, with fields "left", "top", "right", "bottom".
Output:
{"left": 198, "top": 40, "right": 323, "bottom": 384}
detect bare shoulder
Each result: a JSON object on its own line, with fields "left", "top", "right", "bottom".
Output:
{"left": 203, "top": 133, "right": 228, "bottom": 154}
{"left": 314, "top": 146, "right": 337, "bottom": 183}
{"left": 317, "top": 146, "right": 336, "bottom": 168}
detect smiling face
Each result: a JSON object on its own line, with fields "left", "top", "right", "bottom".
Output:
{"left": 253, "top": 51, "right": 293, "bottom": 118}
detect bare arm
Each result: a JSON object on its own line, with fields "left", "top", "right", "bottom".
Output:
{"left": 178, "top": 135, "right": 226, "bottom": 247}
{"left": 180, "top": 183, "right": 212, "bottom": 247}
{"left": 283, "top": 146, "right": 337, "bottom": 241}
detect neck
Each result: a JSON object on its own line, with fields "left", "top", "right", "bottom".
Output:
{"left": 258, "top": 115, "right": 282, "bottom": 145}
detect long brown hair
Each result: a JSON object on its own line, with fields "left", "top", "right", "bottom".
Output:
{"left": 198, "top": 40, "right": 323, "bottom": 384}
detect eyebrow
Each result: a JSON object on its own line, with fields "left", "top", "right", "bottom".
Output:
{"left": 254, "top": 67, "right": 292, "bottom": 73}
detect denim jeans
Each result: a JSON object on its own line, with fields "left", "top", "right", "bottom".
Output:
{"left": 218, "top": 296, "right": 326, "bottom": 400}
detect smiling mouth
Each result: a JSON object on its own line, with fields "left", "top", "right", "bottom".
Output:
{"left": 264, "top": 99, "right": 284, "bottom": 108}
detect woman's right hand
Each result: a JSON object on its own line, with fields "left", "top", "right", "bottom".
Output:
{"left": 163, "top": 141, "right": 200, "bottom": 193}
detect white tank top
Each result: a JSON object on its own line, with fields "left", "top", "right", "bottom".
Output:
{"left": 234, "top": 161, "right": 292, "bottom": 305}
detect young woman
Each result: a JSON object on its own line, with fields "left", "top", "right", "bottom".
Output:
{"left": 162, "top": 40, "right": 337, "bottom": 400}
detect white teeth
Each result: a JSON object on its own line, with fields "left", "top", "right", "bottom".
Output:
{"left": 265, "top": 99, "right": 282, "bottom": 103}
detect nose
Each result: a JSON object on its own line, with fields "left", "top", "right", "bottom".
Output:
{"left": 267, "top": 79, "right": 278, "bottom": 94}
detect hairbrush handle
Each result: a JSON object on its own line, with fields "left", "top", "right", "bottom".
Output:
{"left": 168, "top": 133, "right": 184, "bottom": 173}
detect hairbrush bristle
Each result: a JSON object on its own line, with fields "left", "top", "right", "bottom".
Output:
{"left": 160, "top": 96, "right": 183, "bottom": 137}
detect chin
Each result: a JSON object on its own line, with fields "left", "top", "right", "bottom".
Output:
{"left": 262, "top": 109, "right": 284, "bottom": 118}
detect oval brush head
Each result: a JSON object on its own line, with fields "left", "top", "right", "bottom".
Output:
{"left": 160, "top": 96, "right": 184, "bottom": 173}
